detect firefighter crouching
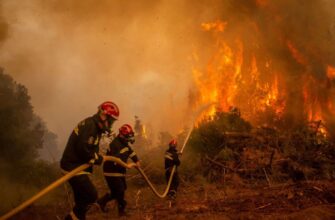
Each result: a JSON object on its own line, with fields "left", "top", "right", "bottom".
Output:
{"left": 165, "top": 139, "right": 181, "bottom": 200}
{"left": 60, "top": 101, "right": 119, "bottom": 220}
{"left": 98, "top": 124, "right": 140, "bottom": 216}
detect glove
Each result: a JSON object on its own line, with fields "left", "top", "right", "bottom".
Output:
{"left": 94, "top": 154, "right": 104, "bottom": 165}
{"left": 89, "top": 154, "right": 103, "bottom": 165}
{"left": 127, "top": 163, "right": 137, "bottom": 169}
{"left": 89, "top": 159, "right": 95, "bottom": 165}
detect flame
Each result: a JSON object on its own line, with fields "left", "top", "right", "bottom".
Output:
{"left": 192, "top": 17, "right": 334, "bottom": 135}
{"left": 201, "top": 21, "right": 227, "bottom": 32}
{"left": 256, "top": 0, "right": 268, "bottom": 7}
{"left": 192, "top": 21, "right": 286, "bottom": 123}
{"left": 306, "top": 110, "right": 327, "bottom": 137}
{"left": 287, "top": 41, "right": 308, "bottom": 66}
{"left": 327, "top": 65, "right": 335, "bottom": 80}
{"left": 301, "top": 75, "right": 329, "bottom": 136}
{"left": 142, "top": 125, "right": 148, "bottom": 139}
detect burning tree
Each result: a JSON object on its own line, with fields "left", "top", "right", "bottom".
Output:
{"left": 186, "top": 107, "right": 335, "bottom": 184}
{"left": 133, "top": 115, "right": 152, "bottom": 152}
{"left": 190, "top": 0, "right": 335, "bottom": 138}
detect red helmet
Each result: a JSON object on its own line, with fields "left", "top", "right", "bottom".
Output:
{"left": 99, "top": 101, "right": 119, "bottom": 120}
{"left": 119, "top": 124, "right": 134, "bottom": 136}
{"left": 119, "top": 124, "right": 135, "bottom": 144}
{"left": 169, "top": 139, "right": 177, "bottom": 148}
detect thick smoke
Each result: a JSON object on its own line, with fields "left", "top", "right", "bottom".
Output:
{"left": 0, "top": 3, "right": 8, "bottom": 44}
{"left": 0, "top": 0, "right": 334, "bottom": 149}
{"left": 0, "top": 0, "right": 225, "bottom": 148}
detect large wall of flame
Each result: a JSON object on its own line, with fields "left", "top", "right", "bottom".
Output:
{"left": 190, "top": 0, "right": 335, "bottom": 135}
{"left": 0, "top": 0, "right": 334, "bottom": 148}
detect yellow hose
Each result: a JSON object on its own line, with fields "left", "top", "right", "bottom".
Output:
{"left": 1, "top": 104, "right": 213, "bottom": 219}
{"left": 0, "top": 156, "right": 132, "bottom": 220}
{"left": 133, "top": 104, "right": 201, "bottom": 198}
{"left": 136, "top": 166, "right": 176, "bottom": 198}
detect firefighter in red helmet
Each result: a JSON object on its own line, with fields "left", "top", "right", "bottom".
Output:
{"left": 97, "top": 124, "right": 140, "bottom": 216}
{"left": 61, "top": 101, "right": 119, "bottom": 220}
{"left": 165, "top": 139, "right": 181, "bottom": 200}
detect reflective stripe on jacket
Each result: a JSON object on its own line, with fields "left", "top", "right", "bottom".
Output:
{"left": 60, "top": 114, "right": 102, "bottom": 173}
{"left": 103, "top": 136, "right": 139, "bottom": 176}
{"left": 165, "top": 147, "right": 180, "bottom": 170}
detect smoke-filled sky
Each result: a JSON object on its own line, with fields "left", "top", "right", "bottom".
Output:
{"left": 0, "top": 0, "right": 334, "bottom": 149}
{"left": 0, "top": 0, "right": 225, "bottom": 149}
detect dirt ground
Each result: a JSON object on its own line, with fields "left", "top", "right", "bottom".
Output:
{"left": 12, "top": 180, "right": 335, "bottom": 220}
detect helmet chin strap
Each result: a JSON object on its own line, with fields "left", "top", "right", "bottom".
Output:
{"left": 97, "top": 119, "right": 111, "bottom": 133}
{"left": 98, "top": 112, "right": 116, "bottom": 133}
{"left": 119, "top": 133, "right": 135, "bottom": 144}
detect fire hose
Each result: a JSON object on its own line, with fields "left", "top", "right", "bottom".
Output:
{"left": 0, "top": 104, "right": 212, "bottom": 220}
{"left": 135, "top": 120, "right": 194, "bottom": 198}
{"left": 0, "top": 134, "right": 190, "bottom": 220}
{"left": 0, "top": 156, "right": 133, "bottom": 220}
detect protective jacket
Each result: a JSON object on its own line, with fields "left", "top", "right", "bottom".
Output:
{"left": 165, "top": 147, "right": 180, "bottom": 170}
{"left": 103, "top": 136, "right": 138, "bottom": 176}
{"left": 164, "top": 147, "right": 180, "bottom": 200}
{"left": 60, "top": 114, "right": 103, "bottom": 174}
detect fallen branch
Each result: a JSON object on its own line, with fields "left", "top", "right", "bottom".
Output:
{"left": 256, "top": 203, "right": 272, "bottom": 209}
{"left": 263, "top": 168, "right": 272, "bottom": 186}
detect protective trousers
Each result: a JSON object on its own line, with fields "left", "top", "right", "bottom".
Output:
{"left": 165, "top": 170, "right": 179, "bottom": 199}
{"left": 98, "top": 176, "right": 127, "bottom": 215}
{"left": 66, "top": 175, "right": 97, "bottom": 220}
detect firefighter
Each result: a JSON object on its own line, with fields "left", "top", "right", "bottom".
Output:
{"left": 97, "top": 124, "right": 140, "bottom": 216}
{"left": 60, "top": 101, "right": 119, "bottom": 220}
{"left": 165, "top": 139, "right": 181, "bottom": 200}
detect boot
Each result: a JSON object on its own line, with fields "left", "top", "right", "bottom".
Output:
{"left": 97, "top": 193, "right": 111, "bottom": 212}
{"left": 118, "top": 200, "right": 128, "bottom": 217}
{"left": 167, "top": 190, "right": 177, "bottom": 200}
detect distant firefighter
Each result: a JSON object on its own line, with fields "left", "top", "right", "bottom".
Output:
{"left": 60, "top": 101, "right": 119, "bottom": 220}
{"left": 165, "top": 139, "right": 181, "bottom": 200}
{"left": 98, "top": 124, "right": 140, "bottom": 216}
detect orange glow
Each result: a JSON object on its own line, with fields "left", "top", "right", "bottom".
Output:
{"left": 287, "top": 41, "right": 307, "bottom": 66}
{"left": 193, "top": 21, "right": 286, "bottom": 123}
{"left": 299, "top": 82, "right": 328, "bottom": 137}
{"left": 303, "top": 76, "right": 318, "bottom": 122}
{"left": 201, "top": 21, "right": 227, "bottom": 32}
{"left": 192, "top": 20, "right": 333, "bottom": 130}
{"left": 142, "top": 125, "right": 148, "bottom": 139}
{"left": 327, "top": 66, "right": 335, "bottom": 80}
{"left": 256, "top": 0, "right": 268, "bottom": 7}
{"left": 329, "top": 102, "right": 335, "bottom": 114}
{"left": 319, "top": 127, "right": 327, "bottom": 136}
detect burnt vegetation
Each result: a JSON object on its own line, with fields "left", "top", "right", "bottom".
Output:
{"left": 123, "top": 108, "right": 335, "bottom": 220}
{"left": 99, "top": 108, "right": 335, "bottom": 220}
{"left": 186, "top": 108, "right": 335, "bottom": 184}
